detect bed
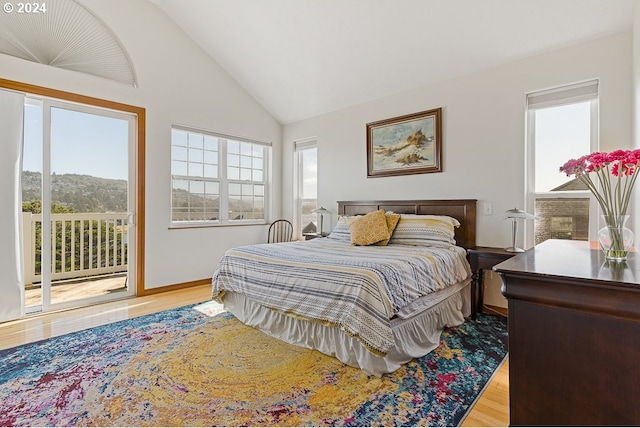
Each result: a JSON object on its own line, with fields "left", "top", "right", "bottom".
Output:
{"left": 212, "top": 199, "right": 477, "bottom": 376}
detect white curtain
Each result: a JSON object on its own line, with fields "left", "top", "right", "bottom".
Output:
{"left": 0, "top": 89, "right": 25, "bottom": 322}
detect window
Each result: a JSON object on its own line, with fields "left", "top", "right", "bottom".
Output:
{"left": 171, "top": 126, "right": 269, "bottom": 226}
{"left": 294, "top": 139, "right": 318, "bottom": 237}
{"left": 526, "top": 80, "right": 598, "bottom": 247}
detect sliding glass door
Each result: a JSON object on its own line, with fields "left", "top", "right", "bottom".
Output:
{"left": 22, "top": 98, "right": 137, "bottom": 312}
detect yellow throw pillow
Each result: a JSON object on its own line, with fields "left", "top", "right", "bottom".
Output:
{"left": 375, "top": 212, "right": 401, "bottom": 246}
{"left": 349, "top": 209, "right": 391, "bottom": 246}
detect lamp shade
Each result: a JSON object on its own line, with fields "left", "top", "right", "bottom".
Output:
{"left": 504, "top": 208, "right": 536, "bottom": 220}
{"left": 311, "top": 207, "right": 331, "bottom": 214}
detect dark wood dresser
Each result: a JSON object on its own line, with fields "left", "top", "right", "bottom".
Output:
{"left": 494, "top": 239, "right": 640, "bottom": 426}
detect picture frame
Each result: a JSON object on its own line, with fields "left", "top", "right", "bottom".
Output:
{"left": 366, "top": 107, "right": 442, "bottom": 178}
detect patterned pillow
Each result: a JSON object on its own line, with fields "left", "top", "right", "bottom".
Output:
{"left": 327, "top": 215, "right": 360, "bottom": 241}
{"left": 349, "top": 209, "right": 391, "bottom": 246}
{"left": 388, "top": 214, "right": 460, "bottom": 247}
{"left": 374, "top": 212, "right": 402, "bottom": 246}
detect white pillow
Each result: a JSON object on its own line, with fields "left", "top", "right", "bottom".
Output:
{"left": 326, "top": 215, "right": 360, "bottom": 241}
{"left": 388, "top": 214, "right": 459, "bottom": 247}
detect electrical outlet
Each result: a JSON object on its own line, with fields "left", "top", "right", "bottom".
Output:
{"left": 483, "top": 203, "right": 493, "bottom": 215}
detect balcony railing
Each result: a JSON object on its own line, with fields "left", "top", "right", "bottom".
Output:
{"left": 22, "top": 212, "right": 128, "bottom": 286}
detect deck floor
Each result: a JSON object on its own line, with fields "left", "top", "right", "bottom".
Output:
{"left": 25, "top": 274, "right": 128, "bottom": 308}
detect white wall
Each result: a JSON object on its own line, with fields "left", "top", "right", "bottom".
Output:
{"left": 282, "top": 31, "right": 633, "bottom": 308}
{"left": 0, "top": 0, "right": 281, "bottom": 289}
{"left": 632, "top": 2, "right": 640, "bottom": 240}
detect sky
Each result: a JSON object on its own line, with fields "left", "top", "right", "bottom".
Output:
{"left": 535, "top": 101, "right": 591, "bottom": 192}
{"left": 23, "top": 103, "right": 129, "bottom": 181}
{"left": 302, "top": 147, "right": 317, "bottom": 198}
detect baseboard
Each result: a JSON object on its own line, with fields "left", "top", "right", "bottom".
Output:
{"left": 142, "top": 278, "right": 210, "bottom": 296}
{"left": 484, "top": 304, "right": 508, "bottom": 316}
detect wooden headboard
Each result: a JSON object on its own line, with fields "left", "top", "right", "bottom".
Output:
{"left": 337, "top": 199, "right": 477, "bottom": 249}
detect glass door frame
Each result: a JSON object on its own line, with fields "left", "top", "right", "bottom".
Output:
{"left": 30, "top": 98, "right": 137, "bottom": 312}
{"left": 0, "top": 77, "right": 146, "bottom": 315}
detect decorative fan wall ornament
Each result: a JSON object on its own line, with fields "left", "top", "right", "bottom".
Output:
{"left": 0, "top": 0, "right": 137, "bottom": 87}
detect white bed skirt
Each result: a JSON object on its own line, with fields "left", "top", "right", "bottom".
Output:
{"left": 222, "top": 279, "right": 471, "bottom": 377}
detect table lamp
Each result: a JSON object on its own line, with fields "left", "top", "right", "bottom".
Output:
{"left": 504, "top": 208, "right": 536, "bottom": 252}
{"left": 311, "top": 206, "right": 331, "bottom": 235}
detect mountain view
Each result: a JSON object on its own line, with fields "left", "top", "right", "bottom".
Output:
{"left": 22, "top": 171, "right": 128, "bottom": 213}
{"left": 22, "top": 171, "right": 263, "bottom": 220}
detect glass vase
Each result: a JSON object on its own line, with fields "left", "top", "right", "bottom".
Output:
{"left": 597, "top": 215, "right": 634, "bottom": 262}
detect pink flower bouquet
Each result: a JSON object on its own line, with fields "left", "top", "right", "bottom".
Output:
{"left": 560, "top": 149, "right": 640, "bottom": 260}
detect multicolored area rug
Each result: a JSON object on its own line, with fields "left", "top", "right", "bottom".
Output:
{"left": 0, "top": 302, "right": 508, "bottom": 427}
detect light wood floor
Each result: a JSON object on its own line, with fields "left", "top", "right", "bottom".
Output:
{"left": 0, "top": 284, "right": 509, "bottom": 426}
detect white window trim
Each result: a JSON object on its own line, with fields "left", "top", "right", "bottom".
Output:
{"left": 524, "top": 80, "right": 599, "bottom": 248}
{"left": 170, "top": 125, "right": 271, "bottom": 228}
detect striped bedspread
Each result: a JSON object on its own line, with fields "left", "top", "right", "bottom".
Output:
{"left": 211, "top": 238, "right": 471, "bottom": 356}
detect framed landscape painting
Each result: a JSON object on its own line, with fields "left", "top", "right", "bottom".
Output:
{"left": 366, "top": 108, "right": 442, "bottom": 178}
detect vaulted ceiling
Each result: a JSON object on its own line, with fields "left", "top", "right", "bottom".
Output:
{"left": 150, "top": 0, "right": 636, "bottom": 124}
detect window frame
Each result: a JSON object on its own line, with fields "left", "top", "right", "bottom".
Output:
{"left": 524, "top": 80, "right": 599, "bottom": 248}
{"left": 170, "top": 125, "right": 270, "bottom": 228}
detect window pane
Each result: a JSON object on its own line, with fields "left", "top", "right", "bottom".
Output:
{"left": 188, "top": 133, "right": 203, "bottom": 149}
{"left": 172, "top": 178, "right": 189, "bottom": 192}
{"left": 253, "top": 170, "right": 263, "bottom": 182}
{"left": 203, "top": 164, "right": 218, "bottom": 178}
{"left": 225, "top": 166, "right": 235, "bottom": 180}
{"left": 204, "top": 136, "right": 218, "bottom": 151}
{"left": 172, "top": 160, "right": 187, "bottom": 176}
{"left": 534, "top": 198, "right": 590, "bottom": 243}
{"left": 172, "top": 129, "right": 188, "bottom": 147}
{"left": 188, "top": 162, "right": 203, "bottom": 177}
{"left": 254, "top": 196, "right": 264, "bottom": 209}
{"left": 240, "top": 168, "right": 251, "bottom": 181}
{"left": 301, "top": 148, "right": 318, "bottom": 199}
{"left": 240, "top": 142, "right": 252, "bottom": 156}
{"left": 296, "top": 145, "right": 318, "bottom": 235}
{"left": 204, "top": 150, "right": 218, "bottom": 165}
{"left": 204, "top": 208, "right": 219, "bottom": 221}
{"left": 240, "top": 155, "right": 251, "bottom": 168}
{"left": 205, "top": 181, "right": 219, "bottom": 195}
{"left": 228, "top": 154, "right": 239, "bottom": 167}
{"left": 189, "top": 180, "right": 204, "bottom": 194}
{"left": 535, "top": 102, "right": 591, "bottom": 192}
{"left": 171, "top": 178, "right": 189, "bottom": 222}
{"left": 188, "top": 148, "right": 203, "bottom": 163}
{"left": 203, "top": 180, "right": 219, "bottom": 221}
{"left": 228, "top": 197, "right": 242, "bottom": 220}
{"left": 172, "top": 145, "right": 187, "bottom": 161}
{"left": 228, "top": 140, "right": 239, "bottom": 154}
{"left": 229, "top": 182, "right": 241, "bottom": 196}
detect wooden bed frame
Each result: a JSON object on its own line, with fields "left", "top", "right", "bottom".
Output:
{"left": 337, "top": 199, "right": 477, "bottom": 249}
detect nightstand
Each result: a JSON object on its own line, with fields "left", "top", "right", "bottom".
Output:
{"left": 467, "top": 246, "right": 515, "bottom": 319}
{"left": 303, "top": 232, "right": 328, "bottom": 240}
